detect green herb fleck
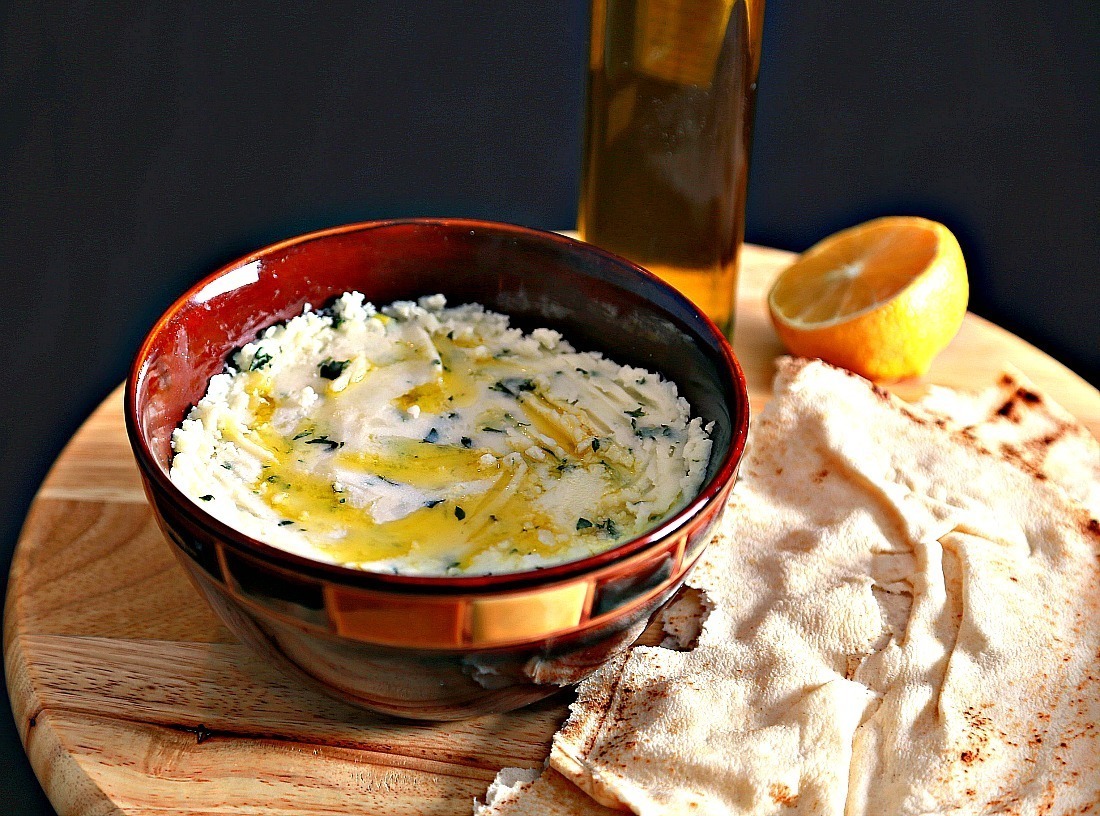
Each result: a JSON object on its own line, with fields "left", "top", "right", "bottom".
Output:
{"left": 292, "top": 429, "right": 313, "bottom": 440}
{"left": 278, "top": 520, "right": 294, "bottom": 526}
{"left": 591, "top": 438, "right": 601, "bottom": 451}
{"left": 423, "top": 427, "right": 439, "bottom": 443}
{"left": 305, "top": 435, "right": 342, "bottom": 451}
{"left": 220, "top": 462, "right": 233, "bottom": 470}
{"left": 454, "top": 506, "right": 466, "bottom": 520}
{"left": 635, "top": 424, "right": 674, "bottom": 440}
{"left": 199, "top": 494, "right": 214, "bottom": 502}
{"left": 425, "top": 499, "right": 444, "bottom": 508}
{"left": 576, "top": 517, "right": 593, "bottom": 530}
{"left": 318, "top": 359, "right": 350, "bottom": 380}
{"left": 248, "top": 351, "right": 273, "bottom": 371}
{"left": 490, "top": 377, "right": 537, "bottom": 397}
{"left": 625, "top": 407, "right": 646, "bottom": 418}
{"left": 482, "top": 426, "right": 504, "bottom": 434}
{"left": 461, "top": 436, "right": 473, "bottom": 448}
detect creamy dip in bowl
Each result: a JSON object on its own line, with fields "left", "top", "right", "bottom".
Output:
{"left": 171, "top": 294, "right": 712, "bottom": 576}
{"left": 127, "top": 219, "right": 748, "bottom": 718}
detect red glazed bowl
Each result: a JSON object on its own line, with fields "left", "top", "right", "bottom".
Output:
{"left": 126, "top": 219, "right": 749, "bottom": 720}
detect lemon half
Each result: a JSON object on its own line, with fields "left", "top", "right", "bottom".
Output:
{"left": 767, "top": 216, "right": 968, "bottom": 381}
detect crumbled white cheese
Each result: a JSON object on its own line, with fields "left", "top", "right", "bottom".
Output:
{"left": 170, "top": 293, "right": 713, "bottom": 576}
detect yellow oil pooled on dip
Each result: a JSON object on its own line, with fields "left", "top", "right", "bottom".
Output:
{"left": 170, "top": 294, "right": 713, "bottom": 575}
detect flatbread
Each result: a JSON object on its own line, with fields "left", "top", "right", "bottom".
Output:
{"left": 474, "top": 767, "right": 623, "bottom": 815}
{"left": 920, "top": 366, "right": 1100, "bottom": 515}
{"left": 478, "top": 359, "right": 1100, "bottom": 815}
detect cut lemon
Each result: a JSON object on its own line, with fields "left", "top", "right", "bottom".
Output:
{"left": 767, "top": 216, "right": 968, "bottom": 381}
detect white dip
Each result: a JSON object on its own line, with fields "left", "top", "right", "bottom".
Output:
{"left": 170, "top": 294, "right": 713, "bottom": 576}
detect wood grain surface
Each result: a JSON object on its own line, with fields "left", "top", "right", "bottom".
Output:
{"left": 6, "top": 244, "right": 1099, "bottom": 815}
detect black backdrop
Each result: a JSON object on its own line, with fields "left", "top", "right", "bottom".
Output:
{"left": 2, "top": 2, "right": 1096, "bottom": 811}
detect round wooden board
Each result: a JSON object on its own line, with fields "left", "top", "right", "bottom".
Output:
{"left": 6, "top": 244, "right": 1099, "bottom": 816}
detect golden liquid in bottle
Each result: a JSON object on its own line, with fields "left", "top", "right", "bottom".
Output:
{"left": 578, "top": 0, "right": 764, "bottom": 335}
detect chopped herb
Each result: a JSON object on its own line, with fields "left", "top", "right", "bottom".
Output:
{"left": 576, "top": 517, "right": 593, "bottom": 530}
{"left": 338, "top": 498, "right": 346, "bottom": 503}
{"left": 636, "top": 377, "right": 647, "bottom": 385}
{"left": 314, "top": 303, "right": 342, "bottom": 326}
{"left": 292, "top": 429, "right": 313, "bottom": 440}
{"left": 248, "top": 351, "right": 273, "bottom": 371}
{"left": 318, "top": 359, "right": 350, "bottom": 380}
{"left": 460, "top": 436, "right": 473, "bottom": 448}
{"left": 490, "top": 377, "right": 537, "bottom": 397}
{"left": 447, "top": 330, "right": 454, "bottom": 339}
{"left": 489, "top": 514, "right": 499, "bottom": 522}
{"left": 598, "top": 518, "right": 621, "bottom": 537}
{"left": 220, "top": 462, "right": 233, "bottom": 470}
{"left": 591, "top": 438, "right": 601, "bottom": 451}
{"left": 448, "top": 561, "right": 461, "bottom": 570}
{"left": 423, "top": 427, "right": 440, "bottom": 443}
{"left": 482, "top": 426, "right": 504, "bottom": 434}
{"left": 378, "top": 475, "right": 399, "bottom": 485}
{"left": 635, "top": 424, "right": 673, "bottom": 440}
{"left": 266, "top": 474, "right": 278, "bottom": 483}
{"left": 305, "top": 435, "right": 342, "bottom": 451}
{"left": 625, "top": 407, "right": 646, "bottom": 418}
{"left": 425, "top": 499, "right": 444, "bottom": 508}
{"left": 278, "top": 520, "right": 294, "bottom": 526}
{"left": 575, "top": 367, "right": 589, "bottom": 377}
{"left": 509, "top": 548, "right": 520, "bottom": 555}
{"left": 199, "top": 494, "right": 214, "bottom": 502}
{"left": 454, "top": 506, "right": 466, "bottom": 520}
{"left": 431, "top": 358, "right": 442, "bottom": 367}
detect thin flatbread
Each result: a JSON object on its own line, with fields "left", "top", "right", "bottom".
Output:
{"left": 474, "top": 767, "right": 623, "bottom": 815}
{"left": 480, "top": 359, "right": 1100, "bottom": 815}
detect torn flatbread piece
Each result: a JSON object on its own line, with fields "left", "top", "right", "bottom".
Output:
{"left": 483, "top": 358, "right": 1100, "bottom": 816}
{"left": 474, "top": 767, "right": 623, "bottom": 815}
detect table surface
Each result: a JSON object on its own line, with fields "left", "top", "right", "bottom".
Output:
{"left": 5, "top": 243, "right": 1099, "bottom": 816}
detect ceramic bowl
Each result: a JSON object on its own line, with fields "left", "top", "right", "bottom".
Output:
{"left": 126, "top": 218, "right": 749, "bottom": 720}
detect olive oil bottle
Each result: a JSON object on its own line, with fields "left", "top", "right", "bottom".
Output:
{"left": 579, "top": 0, "right": 764, "bottom": 335}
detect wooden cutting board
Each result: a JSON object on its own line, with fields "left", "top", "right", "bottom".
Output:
{"left": 6, "top": 243, "right": 1099, "bottom": 816}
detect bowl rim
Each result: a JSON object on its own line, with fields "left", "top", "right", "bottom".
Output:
{"left": 125, "top": 217, "right": 750, "bottom": 594}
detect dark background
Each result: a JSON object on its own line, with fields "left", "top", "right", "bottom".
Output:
{"left": 2, "top": 2, "right": 1096, "bottom": 811}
